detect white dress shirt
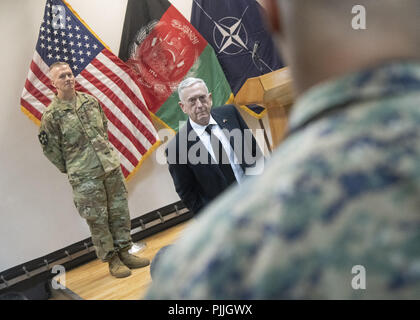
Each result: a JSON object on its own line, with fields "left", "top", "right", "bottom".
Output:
{"left": 190, "top": 117, "right": 244, "bottom": 184}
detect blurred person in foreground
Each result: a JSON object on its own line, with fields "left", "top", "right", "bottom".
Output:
{"left": 146, "top": 0, "right": 420, "bottom": 299}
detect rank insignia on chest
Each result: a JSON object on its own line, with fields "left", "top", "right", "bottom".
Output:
{"left": 38, "top": 131, "right": 48, "bottom": 146}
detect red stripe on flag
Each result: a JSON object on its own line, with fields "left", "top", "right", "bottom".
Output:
{"left": 163, "top": 5, "right": 207, "bottom": 53}
{"left": 73, "top": 81, "right": 147, "bottom": 158}
{"left": 30, "top": 61, "right": 56, "bottom": 93}
{"left": 120, "top": 164, "right": 130, "bottom": 178}
{"left": 101, "top": 49, "right": 146, "bottom": 96}
{"left": 75, "top": 82, "right": 86, "bottom": 93}
{"left": 21, "top": 98, "right": 43, "bottom": 121}
{"left": 90, "top": 57, "right": 148, "bottom": 116}
{"left": 24, "top": 79, "right": 51, "bottom": 107}
{"left": 100, "top": 103, "right": 148, "bottom": 155}
{"left": 80, "top": 68, "right": 152, "bottom": 151}
{"left": 80, "top": 69, "right": 151, "bottom": 154}
{"left": 107, "top": 131, "right": 139, "bottom": 167}
{"left": 89, "top": 58, "right": 157, "bottom": 143}
{"left": 75, "top": 78, "right": 148, "bottom": 155}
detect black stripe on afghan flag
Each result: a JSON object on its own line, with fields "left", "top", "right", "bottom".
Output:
{"left": 119, "top": 0, "right": 171, "bottom": 62}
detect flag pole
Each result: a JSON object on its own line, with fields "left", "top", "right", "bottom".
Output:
{"left": 258, "top": 118, "right": 272, "bottom": 154}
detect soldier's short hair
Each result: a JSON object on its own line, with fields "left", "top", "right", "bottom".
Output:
{"left": 49, "top": 61, "right": 70, "bottom": 72}
{"left": 49, "top": 61, "right": 70, "bottom": 77}
{"left": 48, "top": 61, "right": 72, "bottom": 80}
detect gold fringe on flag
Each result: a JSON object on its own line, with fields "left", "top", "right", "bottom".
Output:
{"left": 21, "top": 106, "right": 41, "bottom": 126}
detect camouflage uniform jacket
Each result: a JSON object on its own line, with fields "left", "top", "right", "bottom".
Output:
{"left": 39, "top": 91, "right": 120, "bottom": 184}
{"left": 146, "top": 61, "right": 420, "bottom": 299}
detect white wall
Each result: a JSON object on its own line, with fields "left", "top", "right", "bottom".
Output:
{"left": 0, "top": 0, "right": 270, "bottom": 272}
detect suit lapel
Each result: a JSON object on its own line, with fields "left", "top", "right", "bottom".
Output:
{"left": 212, "top": 108, "right": 232, "bottom": 131}
{"left": 211, "top": 107, "right": 237, "bottom": 155}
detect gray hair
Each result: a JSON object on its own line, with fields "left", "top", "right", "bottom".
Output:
{"left": 178, "top": 77, "right": 209, "bottom": 101}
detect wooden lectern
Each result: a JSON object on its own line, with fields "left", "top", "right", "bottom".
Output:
{"left": 234, "top": 67, "right": 294, "bottom": 150}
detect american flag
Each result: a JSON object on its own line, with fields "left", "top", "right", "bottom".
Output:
{"left": 21, "top": 0, "right": 160, "bottom": 179}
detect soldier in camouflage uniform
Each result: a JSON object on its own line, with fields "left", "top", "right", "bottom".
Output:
{"left": 39, "top": 62, "right": 149, "bottom": 278}
{"left": 145, "top": 0, "right": 420, "bottom": 298}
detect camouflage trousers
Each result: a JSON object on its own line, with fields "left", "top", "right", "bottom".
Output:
{"left": 71, "top": 167, "right": 132, "bottom": 262}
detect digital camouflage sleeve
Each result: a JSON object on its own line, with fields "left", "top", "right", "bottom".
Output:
{"left": 39, "top": 109, "right": 67, "bottom": 174}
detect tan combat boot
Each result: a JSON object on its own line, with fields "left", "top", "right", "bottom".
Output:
{"left": 108, "top": 255, "right": 131, "bottom": 278}
{"left": 119, "top": 249, "right": 150, "bottom": 269}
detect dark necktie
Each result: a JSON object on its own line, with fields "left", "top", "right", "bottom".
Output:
{"left": 205, "top": 124, "right": 236, "bottom": 186}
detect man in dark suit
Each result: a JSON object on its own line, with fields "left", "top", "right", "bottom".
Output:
{"left": 166, "top": 77, "right": 264, "bottom": 215}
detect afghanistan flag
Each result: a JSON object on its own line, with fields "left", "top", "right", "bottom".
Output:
{"left": 119, "top": 0, "right": 232, "bottom": 132}
{"left": 191, "top": 0, "right": 284, "bottom": 119}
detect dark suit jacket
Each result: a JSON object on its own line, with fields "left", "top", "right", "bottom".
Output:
{"left": 166, "top": 105, "right": 264, "bottom": 215}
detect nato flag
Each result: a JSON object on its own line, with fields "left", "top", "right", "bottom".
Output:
{"left": 191, "top": 0, "right": 284, "bottom": 95}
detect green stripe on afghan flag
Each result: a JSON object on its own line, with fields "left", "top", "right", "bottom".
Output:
{"left": 118, "top": 0, "right": 232, "bottom": 132}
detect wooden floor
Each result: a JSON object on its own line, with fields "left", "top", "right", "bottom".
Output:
{"left": 59, "top": 221, "right": 189, "bottom": 300}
